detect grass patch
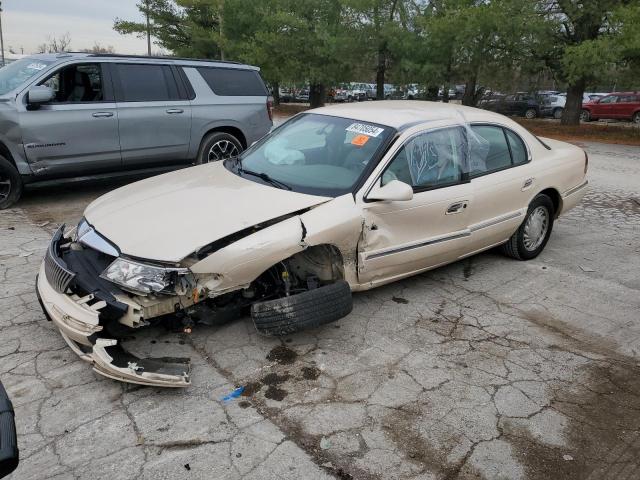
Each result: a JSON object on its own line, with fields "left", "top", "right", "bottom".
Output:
{"left": 273, "top": 103, "right": 310, "bottom": 116}
{"left": 515, "top": 119, "right": 640, "bottom": 146}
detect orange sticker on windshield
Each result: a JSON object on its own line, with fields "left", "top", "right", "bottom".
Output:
{"left": 351, "top": 134, "right": 370, "bottom": 147}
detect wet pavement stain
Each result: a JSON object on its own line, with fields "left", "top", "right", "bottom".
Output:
{"left": 266, "top": 345, "right": 298, "bottom": 364}
{"left": 301, "top": 366, "right": 321, "bottom": 380}
{"left": 264, "top": 386, "right": 288, "bottom": 401}
{"left": 392, "top": 296, "right": 409, "bottom": 304}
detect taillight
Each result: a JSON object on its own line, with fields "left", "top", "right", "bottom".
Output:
{"left": 267, "top": 99, "right": 273, "bottom": 122}
{"left": 584, "top": 150, "right": 588, "bottom": 174}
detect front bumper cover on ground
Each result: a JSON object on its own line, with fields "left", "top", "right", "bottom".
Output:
{"left": 36, "top": 227, "right": 191, "bottom": 388}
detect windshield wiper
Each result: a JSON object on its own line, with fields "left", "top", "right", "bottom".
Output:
{"left": 238, "top": 167, "right": 292, "bottom": 191}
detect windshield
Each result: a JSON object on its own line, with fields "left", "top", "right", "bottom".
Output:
{"left": 0, "top": 58, "right": 53, "bottom": 95}
{"left": 226, "top": 113, "right": 395, "bottom": 196}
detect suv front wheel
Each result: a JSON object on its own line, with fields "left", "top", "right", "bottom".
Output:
{"left": 0, "top": 156, "right": 23, "bottom": 210}
{"left": 196, "top": 132, "right": 243, "bottom": 165}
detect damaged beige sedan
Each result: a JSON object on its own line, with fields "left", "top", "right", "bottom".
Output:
{"left": 36, "top": 101, "right": 588, "bottom": 387}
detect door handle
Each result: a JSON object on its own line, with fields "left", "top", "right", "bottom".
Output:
{"left": 166, "top": 108, "right": 184, "bottom": 114}
{"left": 92, "top": 112, "right": 113, "bottom": 118}
{"left": 522, "top": 178, "right": 534, "bottom": 191}
{"left": 446, "top": 201, "right": 467, "bottom": 214}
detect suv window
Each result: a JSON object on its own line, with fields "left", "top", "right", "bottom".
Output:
{"left": 382, "top": 127, "right": 464, "bottom": 190}
{"left": 197, "top": 67, "right": 267, "bottom": 96}
{"left": 599, "top": 95, "right": 618, "bottom": 104}
{"left": 115, "top": 64, "right": 179, "bottom": 102}
{"left": 618, "top": 95, "right": 639, "bottom": 103}
{"left": 39, "top": 63, "right": 104, "bottom": 103}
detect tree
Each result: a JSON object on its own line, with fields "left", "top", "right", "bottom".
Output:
{"left": 539, "top": 0, "right": 638, "bottom": 125}
{"left": 37, "top": 33, "right": 72, "bottom": 53}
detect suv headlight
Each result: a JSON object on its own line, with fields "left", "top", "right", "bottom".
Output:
{"left": 101, "top": 258, "right": 189, "bottom": 295}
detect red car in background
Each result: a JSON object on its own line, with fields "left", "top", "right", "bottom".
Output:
{"left": 581, "top": 92, "right": 640, "bottom": 124}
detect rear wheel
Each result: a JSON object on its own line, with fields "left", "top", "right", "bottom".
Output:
{"left": 553, "top": 108, "right": 563, "bottom": 120}
{"left": 196, "top": 132, "right": 243, "bottom": 165}
{"left": 0, "top": 155, "right": 23, "bottom": 210}
{"left": 524, "top": 108, "right": 537, "bottom": 119}
{"left": 581, "top": 109, "right": 592, "bottom": 122}
{"left": 251, "top": 280, "right": 353, "bottom": 336}
{"left": 501, "top": 194, "right": 554, "bottom": 260}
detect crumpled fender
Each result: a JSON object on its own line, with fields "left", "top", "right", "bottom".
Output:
{"left": 190, "top": 194, "right": 363, "bottom": 293}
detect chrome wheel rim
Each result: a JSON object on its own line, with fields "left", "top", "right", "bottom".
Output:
{"left": 523, "top": 206, "right": 549, "bottom": 251}
{"left": 0, "top": 176, "right": 11, "bottom": 201}
{"left": 525, "top": 109, "right": 536, "bottom": 119}
{"left": 207, "top": 140, "right": 240, "bottom": 162}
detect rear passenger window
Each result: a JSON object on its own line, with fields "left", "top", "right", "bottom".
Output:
{"left": 470, "top": 126, "right": 511, "bottom": 175}
{"left": 197, "top": 68, "right": 267, "bottom": 96}
{"left": 505, "top": 130, "right": 527, "bottom": 165}
{"left": 115, "top": 64, "right": 179, "bottom": 102}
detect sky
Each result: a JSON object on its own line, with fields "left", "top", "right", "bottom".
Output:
{"left": 1, "top": 0, "right": 151, "bottom": 55}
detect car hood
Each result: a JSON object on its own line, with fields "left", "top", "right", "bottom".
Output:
{"left": 84, "top": 162, "right": 331, "bottom": 262}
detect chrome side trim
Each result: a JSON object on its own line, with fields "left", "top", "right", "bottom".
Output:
{"left": 78, "top": 227, "right": 119, "bottom": 257}
{"left": 366, "top": 230, "right": 470, "bottom": 260}
{"left": 470, "top": 211, "right": 523, "bottom": 232}
{"left": 562, "top": 180, "right": 588, "bottom": 198}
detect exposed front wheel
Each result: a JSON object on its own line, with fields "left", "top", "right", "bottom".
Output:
{"left": 553, "top": 108, "right": 563, "bottom": 120}
{"left": 251, "top": 280, "right": 353, "bottom": 336}
{"left": 0, "top": 155, "right": 23, "bottom": 210}
{"left": 633, "top": 112, "right": 640, "bottom": 124}
{"left": 524, "top": 108, "right": 537, "bottom": 119}
{"left": 196, "top": 132, "right": 243, "bottom": 165}
{"left": 501, "top": 194, "right": 554, "bottom": 260}
{"left": 580, "top": 109, "right": 592, "bottom": 122}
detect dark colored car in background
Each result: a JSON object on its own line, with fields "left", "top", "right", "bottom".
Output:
{"left": 479, "top": 92, "right": 540, "bottom": 119}
{"left": 0, "top": 381, "right": 18, "bottom": 479}
{"left": 581, "top": 92, "right": 640, "bottom": 124}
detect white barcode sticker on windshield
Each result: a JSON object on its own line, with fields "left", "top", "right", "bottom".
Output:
{"left": 346, "top": 123, "right": 384, "bottom": 138}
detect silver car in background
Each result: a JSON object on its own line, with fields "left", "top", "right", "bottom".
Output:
{"left": 0, "top": 53, "right": 273, "bottom": 208}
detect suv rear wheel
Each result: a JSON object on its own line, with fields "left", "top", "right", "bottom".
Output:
{"left": 524, "top": 108, "right": 537, "bottom": 119}
{"left": 0, "top": 156, "right": 23, "bottom": 210}
{"left": 197, "top": 132, "right": 243, "bottom": 165}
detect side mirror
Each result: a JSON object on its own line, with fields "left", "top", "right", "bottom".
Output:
{"left": 27, "top": 85, "right": 54, "bottom": 107}
{"left": 368, "top": 179, "right": 413, "bottom": 202}
{"left": 0, "top": 382, "right": 19, "bottom": 479}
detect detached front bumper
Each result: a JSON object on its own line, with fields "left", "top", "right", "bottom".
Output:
{"left": 36, "top": 226, "right": 191, "bottom": 388}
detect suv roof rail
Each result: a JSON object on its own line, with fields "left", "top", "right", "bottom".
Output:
{"left": 84, "top": 53, "right": 242, "bottom": 65}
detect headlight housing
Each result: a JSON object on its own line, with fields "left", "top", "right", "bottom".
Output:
{"left": 100, "top": 257, "right": 189, "bottom": 295}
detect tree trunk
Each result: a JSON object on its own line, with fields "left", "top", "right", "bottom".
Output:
{"left": 272, "top": 81, "right": 280, "bottom": 106}
{"left": 376, "top": 46, "right": 386, "bottom": 100}
{"left": 562, "top": 78, "right": 586, "bottom": 125}
{"left": 309, "top": 83, "right": 325, "bottom": 108}
{"left": 462, "top": 77, "right": 477, "bottom": 106}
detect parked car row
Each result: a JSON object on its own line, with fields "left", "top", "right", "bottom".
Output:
{"left": 0, "top": 53, "right": 273, "bottom": 209}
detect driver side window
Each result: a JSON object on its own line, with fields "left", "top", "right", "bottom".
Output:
{"left": 39, "top": 63, "right": 104, "bottom": 103}
{"left": 382, "top": 127, "right": 464, "bottom": 190}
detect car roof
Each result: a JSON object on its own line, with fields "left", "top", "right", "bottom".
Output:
{"left": 309, "top": 100, "right": 513, "bottom": 130}
{"left": 24, "top": 52, "right": 259, "bottom": 71}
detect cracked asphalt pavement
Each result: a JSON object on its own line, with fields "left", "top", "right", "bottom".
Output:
{"left": 1, "top": 141, "right": 639, "bottom": 480}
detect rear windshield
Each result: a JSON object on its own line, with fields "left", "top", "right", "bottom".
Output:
{"left": 197, "top": 67, "right": 267, "bottom": 96}
{"left": 0, "top": 58, "right": 54, "bottom": 95}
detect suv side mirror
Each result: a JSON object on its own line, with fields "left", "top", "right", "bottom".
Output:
{"left": 27, "top": 85, "right": 54, "bottom": 107}
{"left": 368, "top": 179, "right": 413, "bottom": 202}
{"left": 0, "top": 382, "right": 18, "bottom": 479}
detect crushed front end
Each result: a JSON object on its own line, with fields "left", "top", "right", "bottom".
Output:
{"left": 36, "top": 223, "right": 192, "bottom": 387}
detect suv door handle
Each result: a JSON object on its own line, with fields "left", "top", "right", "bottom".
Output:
{"left": 92, "top": 112, "right": 113, "bottom": 118}
{"left": 166, "top": 108, "right": 184, "bottom": 114}
{"left": 446, "top": 201, "right": 468, "bottom": 214}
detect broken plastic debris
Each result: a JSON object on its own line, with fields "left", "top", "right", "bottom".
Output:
{"left": 320, "top": 437, "right": 331, "bottom": 450}
{"left": 579, "top": 265, "right": 595, "bottom": 272}
{"left": 221, "top": 386, "right": 245, "bottom": 402}
{"left": 563, "top": 454, "right": 574, "bottom": 461}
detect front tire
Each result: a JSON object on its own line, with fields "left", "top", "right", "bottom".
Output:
{"left": 0, "top": 155, "right": 23, "bottom": 210}
{"left": 581, "top": 109, "right": 592, "bottom": 122}
{"left": 633, "top": 112, "right": 640, "bottom": 124}
{"left": 196, "top": 132, "right": 243, "bottom": 165}
{"left": 251, "top": 281, "right": 353, "bottom": 336}
{"left": 553, "top": 108, "right": 563, "bottom": 120}
{"left": 501, "top": 194, "right": 554, "bottom": 260}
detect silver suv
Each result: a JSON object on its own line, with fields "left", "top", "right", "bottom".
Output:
{"left": 0, "top": 53, "right": 273, "bottom": 208}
